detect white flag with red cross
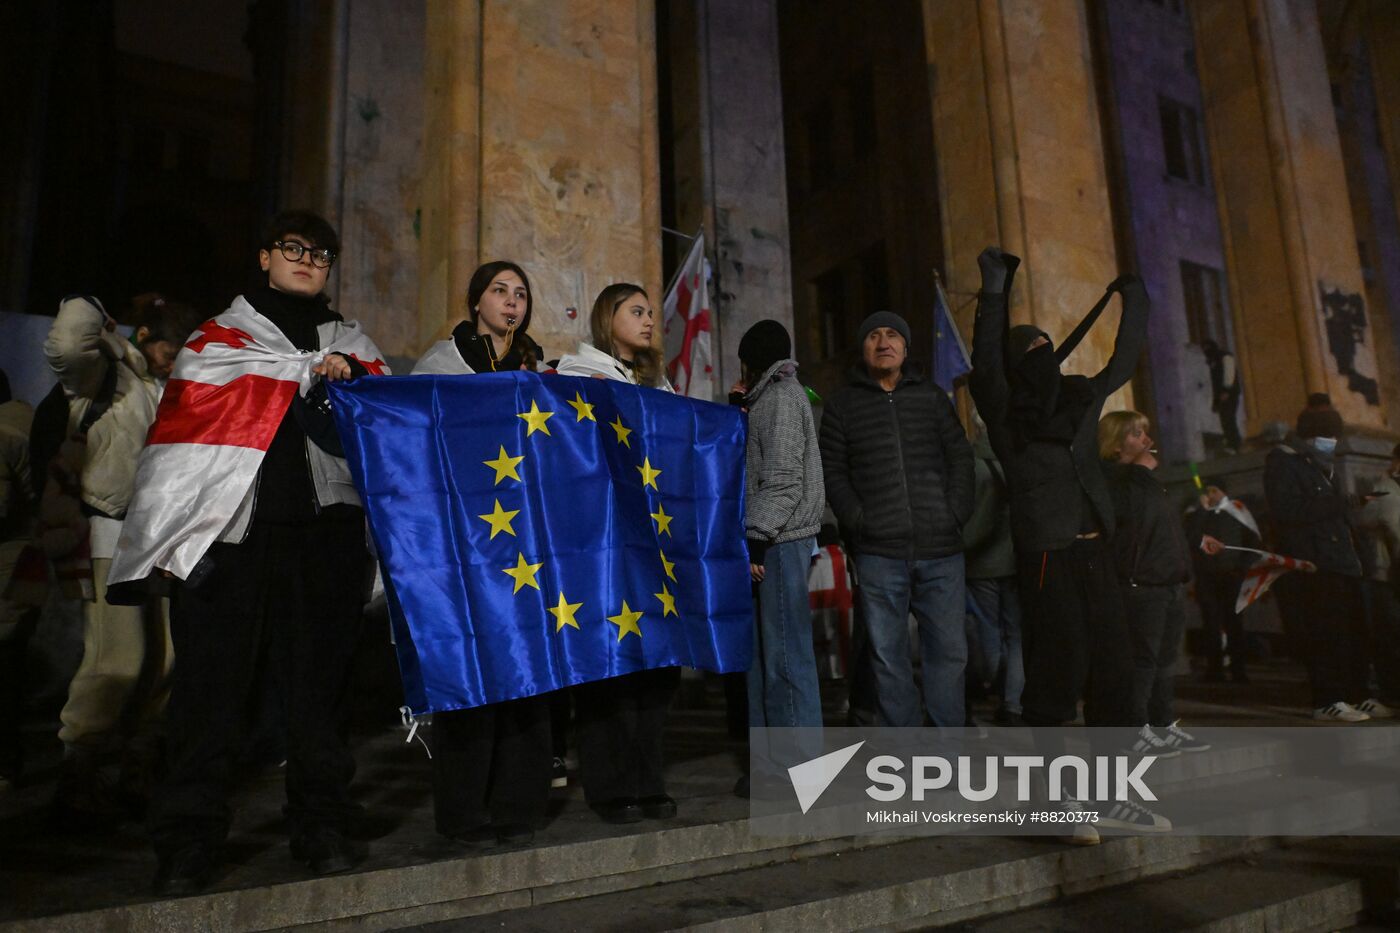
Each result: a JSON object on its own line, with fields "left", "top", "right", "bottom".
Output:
{"left": 1225, "top": 546, "right": 1318, "bottom": 613}
{"left": 662, "top": 232, "right": 716, "bottom": 401}
{"left": 109, "top": 296, "right": 387, "bottom": 585}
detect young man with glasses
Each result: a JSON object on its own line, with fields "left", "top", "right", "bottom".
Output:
{"left": 111, "top": 210, "right": 389, "bottom": 893}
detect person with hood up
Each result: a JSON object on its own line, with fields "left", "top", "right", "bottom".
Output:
{"left": 1264, "top": 406, "right": 1389, "bottom": 721}
{"left": 969, "top": 246, "right": 1160, "bottom": 838}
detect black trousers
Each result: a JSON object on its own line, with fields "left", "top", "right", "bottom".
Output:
{"left": 1015, "top": 538, "right": 1133, "bottom": 727}
{"left": 1126, "top": 583, "right": 1183, "bottom": 727}
{"left": 575, "top": 667, "right": 679, "bottom": 803}
{"left": 1362, "top": 580, "right": 1400, "bottom": 699}
{"left": 1297, "top": 571, "right": 1368, "bottom": 708}
{"left": 431, "top": 694, "right": 552, "bottom": 835}
{"left": 1198, "top": 574, "right": 1246, "bottom": 676}
{"left": 0, "top": 609, "right": 38, "bottom": 777}
{"left": 149, "top": 512, "right": 367, "bottom": 857}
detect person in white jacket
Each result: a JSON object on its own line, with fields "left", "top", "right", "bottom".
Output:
{"left": 412, "top": 260, "right": 554, "bottom": 851}
{"left": 42, "top": 293, "right": 199, "bottom": 824}
{"left": 556, "top": 283, "right": 679, "bottom": 824}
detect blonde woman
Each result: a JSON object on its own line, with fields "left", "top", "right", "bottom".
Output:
{"left": 556, "top": 284, "right": 679, "bottom": 824}
{"left": 1098, "top": 411, "right": 1206, "bottom": 756}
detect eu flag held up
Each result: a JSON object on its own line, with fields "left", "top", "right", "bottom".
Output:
{"left": 328, "top": 372, "right": 753, "bottom": 715}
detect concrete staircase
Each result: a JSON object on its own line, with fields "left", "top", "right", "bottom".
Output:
{"left": 5, "top": 724, "right": 1398, "bottom": 933}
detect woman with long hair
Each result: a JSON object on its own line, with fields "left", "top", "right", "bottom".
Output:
{"left": 412, "top": 260, "right": 553, "bottom": 850}
{"left": 555, "top": 283, "right": 671, "bottom": 389}
{"left": 556, "top": 283, "right": 679, "bottom": 824}
{"left": 415, "top": 260, "right": 542, "bottom": 374}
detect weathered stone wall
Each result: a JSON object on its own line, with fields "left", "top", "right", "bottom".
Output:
{"left": 1100, "top": 0, "right": 1233, "bottom": 461}
{"left": 663, "top": 0, "right": 793, "bottom": 397}
{"left": 926, "top": 0, "right": 1131, "bottom": 414}
{"left": 334, "top": 0, "right": 425, "bottom": 362}
{"left": 1194, "top": 0, "right": 1384, "bottom": 431}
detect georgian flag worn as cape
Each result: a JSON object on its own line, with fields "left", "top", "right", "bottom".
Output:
{"left": 108, "top": 295, "right": 387, "bottom": 586}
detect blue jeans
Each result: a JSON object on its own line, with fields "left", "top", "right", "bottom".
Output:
{"left": 966, "top": 576, "right": 1024, "bottom": 715}
{"left": 747, "top": 537, "right": 823, "bottom": 729}
{"left": 855, "top": 553, "right": 967, "bottom": 727}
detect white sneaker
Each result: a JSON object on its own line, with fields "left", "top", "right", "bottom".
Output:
{"left": 1058, "top": 798, "right": 1100, "bottom": 846}
{"left": 1098, "top": 799, "right": 1173, "bottom": 832}
{"left": 1356, "top": 699, "right": 1395, "bottom": 719}
{"left": 1313, "top": 701, "right": 1370, "bottom": 722}
{"left": 1160, "top": 721, "right": 1210, "bottom": 753}
{"left": 1126, "top": 724, "right": 1181, "bottom": 758}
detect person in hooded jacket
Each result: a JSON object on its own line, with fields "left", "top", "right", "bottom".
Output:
{"left": 731, "top": 320, "right": 825, "bottom": 795}
{"left": 42, "top": 292, "right": 201, "bottom": 823}
{"left": 969, "top": 247, "right": 1148, "bottom": 732}
{"left": 818, "top": 311, "right": 974, "bottom": 729}
{"left": 970, "top": 246, "right": 1158, "bottom": 839}
{"left": 1264, "top": 407, "right": 1388, "bottom": 721}
{"left": 412, "top": 260, "right": 553, "bottom": 850}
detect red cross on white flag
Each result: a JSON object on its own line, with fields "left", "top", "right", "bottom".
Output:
{"left": 662, "top": 232, "right": 715, "bottom": 401}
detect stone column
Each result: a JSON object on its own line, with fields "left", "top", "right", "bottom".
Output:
{"left": 923, "top": 0, "right": 1128, "bottom": 404}
{"left": 1192, "top": 0, "right": 1385, "bottom": 430}
{"left": 1366, "top": 0, "right": 1400, "bottom": 251}
{"left": 669, "top": 0, "right": 794, "bottom": 398}
{"left": 333, "top": 0, "right": 425, "bottom": 362}
{"left": 419, "top": 0, "right": 663, "bottom": 360}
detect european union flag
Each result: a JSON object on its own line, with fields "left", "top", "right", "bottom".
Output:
{"left": 328, "top": 372, "right": 753, "bottom": 714}
{"left": 932, "top": 278, "right": 971, "bottom": 395}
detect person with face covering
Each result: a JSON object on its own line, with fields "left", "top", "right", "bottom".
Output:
{"left": 412, "top": 260, "right": 554, "bottom": 851}
{"left": 970, "top": 246, "right": 1158, "bottom": 838}
{"left": 1264, "top": 407, "right": 1386, "bottom": 721}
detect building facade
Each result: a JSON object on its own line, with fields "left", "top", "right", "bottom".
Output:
{"left": 4, "top": 0, "right": 1400, "bottom": 458}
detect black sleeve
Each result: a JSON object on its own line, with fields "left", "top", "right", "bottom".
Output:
{"left": 1091, "top": 276, "right": 1149, "bottom": 395}
{"left": 819, "top": 395, "right": 863, "bottom": 538}
{"left": 970, "top": 290, "right": 1010, "bottom": 422}
{"left": 935, "top": 390, "right": 975, "bottom": 526}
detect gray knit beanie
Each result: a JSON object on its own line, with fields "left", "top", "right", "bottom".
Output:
{"left": 857, "top": 310, "right": 911, "bottom": 345}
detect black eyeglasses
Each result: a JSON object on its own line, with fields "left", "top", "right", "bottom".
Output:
{"left": 272, "top": 240, "right": 336, "bottom": 268}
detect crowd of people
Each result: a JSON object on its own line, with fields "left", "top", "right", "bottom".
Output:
{"left": 1, "top": 212, "right": 1398, "bottom": 894}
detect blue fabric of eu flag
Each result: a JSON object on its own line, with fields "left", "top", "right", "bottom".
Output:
{"left": 328, "top": 371, "right": 753, "bottom": 714}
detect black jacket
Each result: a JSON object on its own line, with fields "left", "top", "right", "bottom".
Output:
{"left": 969, "top": 272, "right": 1149, "bottom": 553}
{"left": 1103, "top": 462, "right": 1191, "bottom": 586}
{"left": 819, "top": 364, "right": 974, "bottom": 560}
{"left": 1263, "top": 445, "right": 1362, "bottom": 577}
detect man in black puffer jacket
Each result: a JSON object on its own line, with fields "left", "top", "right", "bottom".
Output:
{"left": 820, "top": 311, "right": 974, "bottom": 727}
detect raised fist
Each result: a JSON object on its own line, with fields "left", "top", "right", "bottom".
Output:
{"left": 978, "top": 246, "right": 1011, "bottom": 294}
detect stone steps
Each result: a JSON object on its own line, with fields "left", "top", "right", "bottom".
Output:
{"left": 6, "top": 731, "right": 1397, "bottom": 933}
{"left": 392, "top": 835, "right": 1267, "bottom": 933}
{"left": 939, "top": 838, "right": 1400, "bottom": 933}
{"left": 374, "top": 790, "right": 1400, "bottom": 933}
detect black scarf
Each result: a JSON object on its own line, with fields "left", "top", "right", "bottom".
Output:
{"left": 1008, "top": 344, "right": 1093, "bottom": 444}
{"left": 246, "top": 283, "right": 340, "bottom": 351}
{"left": 452, "top": 320, "right": 542, "bottom": 372}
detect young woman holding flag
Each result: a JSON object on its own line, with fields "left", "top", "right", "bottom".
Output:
{"left": 557, "top": 284, "right": 680, "bottom": 824}
{"left": 411, "top": 260, "right": 555, "bottom": 852}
